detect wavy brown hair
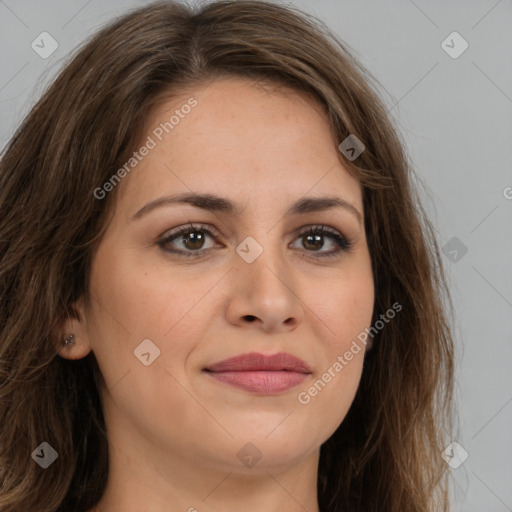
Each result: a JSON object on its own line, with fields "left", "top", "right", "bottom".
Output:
{"left": 0, "top": 1, "right": 455, "bottom": 511}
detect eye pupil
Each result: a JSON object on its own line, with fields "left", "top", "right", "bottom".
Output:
{"left": 303, "top": 233, "right": 323, "bottom": 250}
{"left": 184, "top": 231, "right": 205, "bottom": 250}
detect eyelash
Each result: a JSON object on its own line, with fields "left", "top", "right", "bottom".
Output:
{"left": 157, "top": 223, "right": 354, "bottom": 259}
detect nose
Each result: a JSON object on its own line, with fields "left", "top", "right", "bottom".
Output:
{"left": 225, "top": 242, "right": 304, "bottom": 333}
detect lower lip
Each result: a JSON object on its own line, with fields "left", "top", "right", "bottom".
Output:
{"left": 206, "top": 370, "right": 309, "bottom": 394}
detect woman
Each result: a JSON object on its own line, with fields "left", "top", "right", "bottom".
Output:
{"left": 0, "top": 1, "right": 456, "bottom": 511}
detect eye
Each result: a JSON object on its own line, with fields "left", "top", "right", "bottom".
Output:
{"left": 290, "top": 225, "right": 353, "bottom": 259}
{"left": 157, "top": 223, "right": 219, "bottom": 257}
{"left": 157, "top": 223, "right": 353, "bottom": 259}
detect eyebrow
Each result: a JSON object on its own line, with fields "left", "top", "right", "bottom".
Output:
{"left": 131, "top": 192, "right": 363, "bottom": 224}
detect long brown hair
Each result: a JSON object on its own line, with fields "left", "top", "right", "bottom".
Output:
{"left": 0, "top": 1, "right": 455, "bottom": 511}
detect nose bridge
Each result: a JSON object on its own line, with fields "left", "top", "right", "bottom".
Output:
{"left": 237, "top": 225, "right": 286, "bottom": 280}
{"left": 235, "top": 227, "right": 298, "bottom": 304}
{"left": 223, "top": 209, "right": 305, "bottom": 332}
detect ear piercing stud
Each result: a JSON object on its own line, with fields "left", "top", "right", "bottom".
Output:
{"left": 63, "top": 334, "right": 75, "bottom": 347}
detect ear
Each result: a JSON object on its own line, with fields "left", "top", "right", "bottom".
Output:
{"left": 55, "top": 296, "right": 92, "bottom": 360}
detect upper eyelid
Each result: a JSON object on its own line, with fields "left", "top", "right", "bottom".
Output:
{"left": 159, "top": 222, "right": 345, "bottom": 238}
{"left": 160, "top": 223, "right": 221, "bottom": 240}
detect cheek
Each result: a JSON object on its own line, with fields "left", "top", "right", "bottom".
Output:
{"left": 295, "top": 279, "right": 372, "bottom": 438}
{"left": 295, "top": 352, "right": 364, "bottom": 449}
{"left": 308, "top": 260, "right": 374, "bottom": 350}
{"left": 295, "top": 259, "right": 373, "bottom": 421}
{"left": 86, "top": 244, "right": 227, "bottom": 384}
{"left": 329, "top": 287, "right": 374, "bottom": 352}
{"left": 89, "top": 244, "right": 201, "bottom": 339}
{"left": 85, "top": 249, "right": 213, "bottom": 428}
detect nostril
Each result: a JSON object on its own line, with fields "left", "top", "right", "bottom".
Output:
{"left": 244, "top": 315, "right": 257, "bottom": 322}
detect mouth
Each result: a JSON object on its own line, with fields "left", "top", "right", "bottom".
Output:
{"left": 203, "top": 352, "right": 312, "bottom": 395}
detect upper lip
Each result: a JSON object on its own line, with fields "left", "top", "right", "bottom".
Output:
{"left": 204, "top": 352, "right": 311, "bottom": 373}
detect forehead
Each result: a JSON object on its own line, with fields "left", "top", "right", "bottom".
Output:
{"left": 115, "top": 77, "right": 362, "bottom": 215}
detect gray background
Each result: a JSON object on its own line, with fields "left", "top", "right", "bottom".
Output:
{"left": 1, "top": 1, "right": 511, "bottom": 510}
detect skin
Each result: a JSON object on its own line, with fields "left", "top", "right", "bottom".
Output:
{"left": 59, "top": 77, "right": 375, "bottom": 512}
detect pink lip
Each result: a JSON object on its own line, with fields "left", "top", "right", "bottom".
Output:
{"left": 204, "top": 352, "right": 311, "bottom": 394}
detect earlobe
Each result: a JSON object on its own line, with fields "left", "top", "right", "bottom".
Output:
{"left": 55, "top": 297, "right": 92, "bottom": 360}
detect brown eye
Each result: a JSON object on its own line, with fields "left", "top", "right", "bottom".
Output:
{"left": 179, "top": 230, "right": 207, "bottom": 250}
{"left": 291, "top": 225, "right": 353, "bottom": 259}
{"left": 157, "top": 223, "right": 219, "bottom": 257}
{"left": 302, "top": 233, "right": 324, "bottom": 251}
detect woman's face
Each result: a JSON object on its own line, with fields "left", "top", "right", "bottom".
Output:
{"left": 64, "top": 77, "right": 374, "bottom": 474}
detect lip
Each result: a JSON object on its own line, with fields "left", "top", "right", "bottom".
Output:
{"left": 203, "top": 352, "right": 311, "bottom": 394}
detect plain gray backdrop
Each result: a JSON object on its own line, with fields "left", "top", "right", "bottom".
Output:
{"left": 0, "top": 1, "right": 511, "bottom": 511}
